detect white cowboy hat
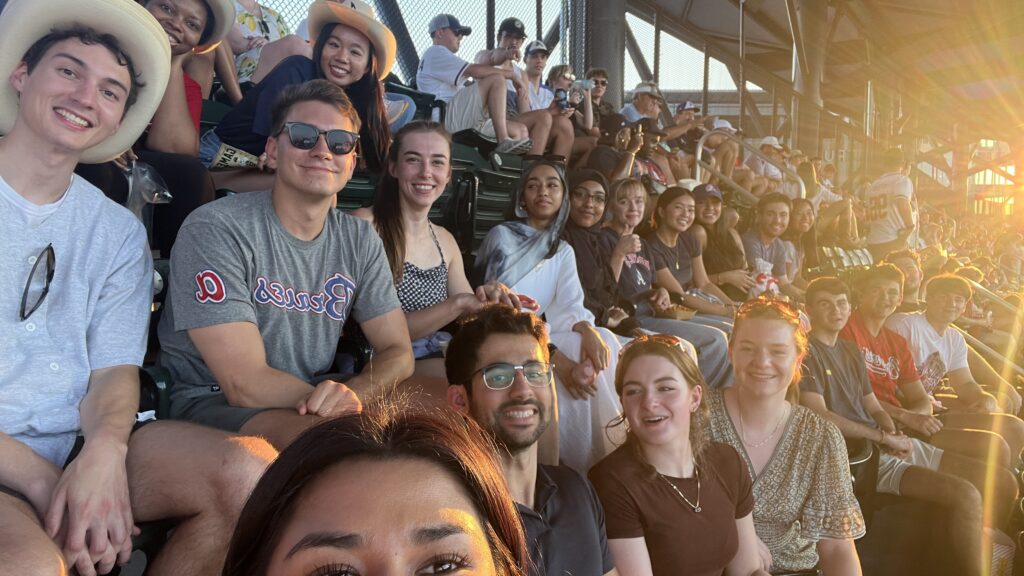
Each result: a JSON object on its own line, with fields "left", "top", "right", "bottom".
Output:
{"left": 307, "top": 0, "right": 397, "bottom": 79}
{"left": 0, "top": 0, "right": 171, "bottom": 164}
{"left": 193, "top": 0, "right": 235, "bottom": 54}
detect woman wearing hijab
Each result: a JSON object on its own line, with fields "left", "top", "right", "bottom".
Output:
{"left": 475, "top": 161, "right": 624, "bottom": 473}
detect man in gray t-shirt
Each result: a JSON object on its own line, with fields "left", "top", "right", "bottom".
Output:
{"left": 797, "top": 278, "right": 1013, "bottom": 565}
{"left": 159, "top": 80, "right": 413, "bottom": 449}
{"left": 0, "top": 4, "right": 275, "bottom": 574}
{"left": 741, "top": 192, "right": 804, "bottom": 302}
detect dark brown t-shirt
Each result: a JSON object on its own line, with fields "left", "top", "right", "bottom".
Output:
{"left": 589, "top": 441, "right": 754, "bottom": 576}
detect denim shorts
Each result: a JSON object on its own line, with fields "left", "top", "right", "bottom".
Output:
{"left": 198, "top": 130, "right": 223, "bottom": 167}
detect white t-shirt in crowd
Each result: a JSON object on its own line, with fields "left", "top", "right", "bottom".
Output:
{"left": 417, "top": 44, "right": 470, "bottom": 103}
{"left": 810, "top": 185, "right": 844, "bottom": 212}
{"left": 885, "top": 311, "right": 968, "bottom": 396}
{"left": 864, "top": 171, "right": 916, "bottom": 245}
{"left": 746, "top": 154, "right": 783, "bottom": 182}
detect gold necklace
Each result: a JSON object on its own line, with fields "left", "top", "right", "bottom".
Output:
{"left": 659, "top": 468, "right": 701, "bottom": 513}
{"left": 738, "top": 396, "right": 789, "bottom": 449}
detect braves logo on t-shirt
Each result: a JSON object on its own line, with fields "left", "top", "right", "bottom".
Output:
{"left": 195, "top": 270, "right": 227, "bottom": 303}
{"left": 252, "top": 273, "right": 356, "bottom": 322}
{"left": 918, "top": 351, "right": 947, "bottom": 394}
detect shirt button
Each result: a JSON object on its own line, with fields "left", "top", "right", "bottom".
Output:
{"left": 49, "top": 363, "right": 59, "bottom": 371}
{"left": 25, "top": 322, "right": 36, "bottom": 332}
{"left": 28, "top": 256, "right": 37, "bottom": 264}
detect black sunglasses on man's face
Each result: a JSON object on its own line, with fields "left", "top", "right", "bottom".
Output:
{"left": 276, "top": 122, "right": 360, "bottom": 155}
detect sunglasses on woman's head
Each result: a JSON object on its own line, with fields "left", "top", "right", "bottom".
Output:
{"left": 276, "top": 122, "right": 360, "bottom": 155}
{"left": 619, "top": 333, "right": 687, "bottom": 357}
{"left": 736, "top": 297, "right": 802, "bottom": 323}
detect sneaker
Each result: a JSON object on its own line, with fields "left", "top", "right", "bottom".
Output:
{"left": 495, "top": 138, "right": 533, "bottom": 155}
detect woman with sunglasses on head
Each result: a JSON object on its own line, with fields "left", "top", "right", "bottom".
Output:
{"left": 600, "top": 178, "right": 733, "bottom": 390}
{"left": 222, "top": 405, "right": 530, "bottom": 576}
{"left": 199, "top": 0, "right": 400, "bottom": 192}
{"left": 474, "top": 161, "right": 624, "bottom": 473}
{"left": 707, "top": 299, "right": 865, "bottom": 575}
{"left": 589, "top": 336, "right": 767, "bottom": 576}
{"left": 354, "top": 121, "right": 518, "bottom": 401}
{"left": 689, "top": 184, "right": 755, "bottom": 302}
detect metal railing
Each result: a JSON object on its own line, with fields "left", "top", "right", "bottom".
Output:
{"left": 956, "top": 278, "right": 1024, "bottom": 378}
{"left": 693, "top": 129, "right": 807, "bottom": 204}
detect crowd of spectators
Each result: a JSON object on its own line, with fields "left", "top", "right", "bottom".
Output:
{"left": 4, "top": 0, "right": 1024, "bottom": 575}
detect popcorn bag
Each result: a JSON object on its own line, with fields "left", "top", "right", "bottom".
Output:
{"left": 749, "top": 258, "right": 780, "bottom": 298}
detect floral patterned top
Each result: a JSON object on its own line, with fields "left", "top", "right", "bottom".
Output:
{"left": 706, "top": 390, "right": 865, "bottom": 571}
{"left": 233, "top": 1, "right": 291, "bottom": 83}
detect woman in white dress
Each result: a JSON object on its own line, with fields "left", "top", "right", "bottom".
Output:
{"left": 475, "top": 161, "right": 624, "bottom": 472}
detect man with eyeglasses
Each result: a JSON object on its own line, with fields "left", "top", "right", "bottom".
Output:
{"left": 446, "top": 305, "right": 619, "bottom": 576}
{"left": 158, "top": 79, "right": 413, "bottom": 450}
{"left": 0, "top": 1, "right": 277, "bottom": 574}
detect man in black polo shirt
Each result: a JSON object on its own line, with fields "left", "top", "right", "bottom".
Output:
{"left": 446, "top": 305, "right": 619, "bottom": 576}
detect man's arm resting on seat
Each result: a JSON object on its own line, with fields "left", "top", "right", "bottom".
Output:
{"left": 188, "top": 321, "right": 318, "bottom": 409}
{"left": 947, "top": 366, "right": 999, "bottom": 412}
{"left": 0, "top": 432, "right": 62, "bottom": 517}
{"left": 346, "top": 308, "right": 414, "bottom": 402}
{"left": 45, "top": 365, "right": 141, "bottom": 572}
{"left": 879, "top": 380, "right": 943, "bottom": 436}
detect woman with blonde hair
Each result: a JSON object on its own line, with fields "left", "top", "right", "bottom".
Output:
{"left": 706, "top": 299, "right": 865, "bottom": 575}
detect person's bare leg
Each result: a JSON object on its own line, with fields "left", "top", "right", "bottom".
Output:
{"left": 476, "top": 75, "right": 512, "bottom": 142}
{"left": 666, "top": 153, "right": 688, "bottom": 181}
{"left": 239, "top": 409, "right": 326, "bottom": 450}
{"left": 0, "top": 494, "right": 65, "bottom": 575}
{"left": 715, "top": 141, "right": 738, "bottom": 180}
{"left": 251, "top": 35, "right": 312, "bottom": 84}
{"left": 127, "top": 422, "right": 276, "bottom": 576}
{"left": 516, "top": 110, "right": 552, "bottom": 155}
{"left": 210, "top": 169, "right": 277, "bottom": 194}
{"left": 936, "top": 451, "right": 1017, "bottom": 527}
{"left": 897, "top": 467, "right": 986, "bottom": 576}
{"left": 930, "top": 428, "right": 1010, "bottom": 467}
{"left": 505, "top": 120, "right": 529, "bottom": 141}
{"left": 547, "top": 115, "right": 574, "bottom": 158}
{"left": 570, "top": 135, "right": 597, "bottom": 169}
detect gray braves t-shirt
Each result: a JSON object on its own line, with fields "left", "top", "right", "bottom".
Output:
{"left": 158, "top": 191, "right": 400, "bottom": 404}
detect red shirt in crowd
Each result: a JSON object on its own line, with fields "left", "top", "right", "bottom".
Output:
{"left": 839, "top": 310, "right": 920, "bottom": 407}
